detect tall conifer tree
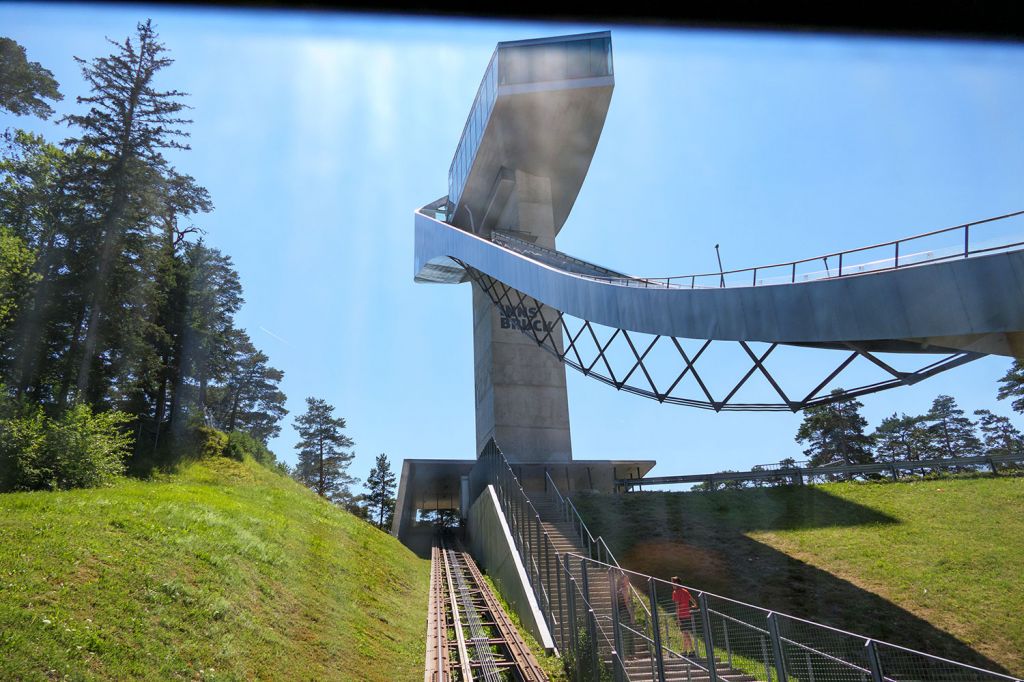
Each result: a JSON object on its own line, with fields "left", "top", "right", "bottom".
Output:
{"left": 364, "top": 453, "right": 396, "bottom": 529}
{"left": 61, "top": 20, "right": 200, "bottom": 401}
{"left": 795, "top": 390, "right": 875, "bottom": 467}
{"left": 292, "top": 397, "right": 355, "bottom": 501}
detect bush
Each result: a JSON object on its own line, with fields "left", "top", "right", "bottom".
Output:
{"left": 47, "top": 404, "right": 133, "bottom": 489}
{"left": 0, "top": 402, "right": 133, "bottom": 492}
{"left": 224, "top": 430, "right": 277, "bottom": 466}
{"left": 0, "top": 404, "right": 47, "bottom": 491}
{"left": 195, "top": 425, "right": 228, "bottom": 460}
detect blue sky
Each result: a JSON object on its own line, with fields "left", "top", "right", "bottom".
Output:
{"left": 2, "top": 4, "right": 1023, "bottom": 486}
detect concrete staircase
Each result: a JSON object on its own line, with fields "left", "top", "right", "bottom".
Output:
{"left": 525, "top": 492, "right": 758, "bottom": 682}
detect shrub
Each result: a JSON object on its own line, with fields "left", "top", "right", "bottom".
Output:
{"left": 195, "top": 425, "right": 228, "bottom": 460}
{"left": 47, "top": 404, "right": 133, "bottom": 489}
{"left": 0, "top": 402, "right": 133, "bottom": 492}
{"left": 224, "top": 430, "right": 277, "bottom": 466}
{"left": 0, "top": 404, "right": 47, "bottom": 491}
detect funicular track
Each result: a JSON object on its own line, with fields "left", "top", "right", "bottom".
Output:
{"left": 426, "top": 533, "right": 548, "bottom": 682}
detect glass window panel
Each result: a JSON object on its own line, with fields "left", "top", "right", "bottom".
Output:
{"left": 503, "top": 47, "right": 528, "bottom": 84}
{"left": 567, "top": 40, "right": 589, "bottom": 78}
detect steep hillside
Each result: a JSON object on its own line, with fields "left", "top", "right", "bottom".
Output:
{"left": 0, "top": 457, "right": 430, "bottom": 681}
{"left": 573, "top": 475, "right": 1024, "bottom": 677}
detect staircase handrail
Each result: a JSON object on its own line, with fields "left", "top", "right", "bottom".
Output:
{"left": 545, "top": 470, "right": 653, "bottom": 623}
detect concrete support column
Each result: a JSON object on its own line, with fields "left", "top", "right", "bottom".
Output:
{"left": 472, "top": 170, "right": 572, "bottom": 463}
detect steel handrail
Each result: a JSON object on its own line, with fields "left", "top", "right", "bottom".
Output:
{"left": 644, "top": 209, "right": 1024, "bottom": 286}
{"left": 568, "top": 552, "right": 1023, "bottom": 682}
{"left": 462, "top": 206, "right": 1024, "bottom": 290}
{"left": 544, "top": 470, "right": 653, "bottom": 623}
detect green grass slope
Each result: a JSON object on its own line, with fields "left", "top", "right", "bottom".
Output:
{"left": 0, "top": 457, "right": 430, "bottom": 681}
{"left": 574, "top": 475, "right": 1024, "bottom": 677}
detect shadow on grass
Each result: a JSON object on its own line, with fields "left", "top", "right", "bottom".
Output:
{"left": 573, "top": 486, "right": 1012, "bottom": 675}
{"left": 125, "top": 422, "right": 202, "bottom": 479}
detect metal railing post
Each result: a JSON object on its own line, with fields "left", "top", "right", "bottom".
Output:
{"left": 649, "top": 577, "right": 666, "bottom": 682}
{"left": 565, "top": 557, "right": 580, "bottom": 682}
{"left": 543, "top": 530, "right": 551, "bottom": 596}
{"left": 611, "top": 570, "right": 625, "bottom": 682}
{"left": 767, "top": 612, "right": 788, "bottom": 682}
{"left": 698, "top": 592, "right": 718, "bottom": 682}
{"left": 532, "top": 513, "right": 540, "bottom": 570}
{"left": 865, "top": 640, "right": 885, "bottom": 682}
{"left": 723, "top": 619, "right": 732, "bottom": 669}
{"left": 583, "top": 560, "right": 599, "bottom": 681}
{"left": 964, "top": 224, "right": 970, "bottom": 257}
{"left": 556, "top": 549, "right": 566, "bottom": 650}
{"left": 761, "top": 635, "right": 771, "bottom": 682}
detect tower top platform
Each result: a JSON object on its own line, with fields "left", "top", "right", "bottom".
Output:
{"left": 446, "top": 31, "right": 614, "bottom": 239}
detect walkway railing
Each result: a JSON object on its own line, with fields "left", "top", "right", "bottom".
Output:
{"left": 480, "top": 439, "right": 641, "bottom": 671}
{"left": 560, "top": 552, "right": 1023, "bottom": 682}
{"left": 488, "top": 209, "right": 1024, "bottom": 290}
{"left": 619, "top": 452, "right": 1024, "bottom": 491}
{"left": 478, "top": 440, "right": 570, "bottom": 653}
{"left": 479, "top": 440, "right": 1021, "bottom": 680}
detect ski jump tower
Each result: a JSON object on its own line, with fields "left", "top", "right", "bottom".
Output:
{"left": 393, "top": 30, "right": 1024, "bottom": 548}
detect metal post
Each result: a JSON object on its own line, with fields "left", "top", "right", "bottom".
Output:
{"left": 865, "top": 640, "right": 884, "bottom": 682}
{"left": 767, "top": 612, "right": 788, "bottom": 682}
{"left": 894, "top": 241, "right": 900, "bottom": 268}
{"left": 583, "top": 560, "right": 599, "bottom": 681}
{"left": 838, "top": 251, "right": 843, "bottom": 277}
{"left": 649, "top": 578, "right": 666, "bottom": 682}
{"left": 964, "top": 224, "right": 970, "bottom": 257}
{"left": 698, "top": 593, "right": 718, "bottom": 682}
{"left": 533, "top": 514, "right": 540, "bottom": 570}
{"left": 567, "top": 562, "right": 581, "bottom": 682}
{"left": 715, "top": 244, "right": 725, "bottom": 288}
{"left": 610, "top": 571, "right": 625, "bottom": 682}
{"left": 760, "top": 635, "right": 771, "bottom": 682}
{"left": 557, "top": 549, "right": 566, "bottom": 651}
{"left": 543, "top": 530, "right": 551, "bottom": 597}
{"left": 723, "top": 619, "right": 732, "bottom": 669}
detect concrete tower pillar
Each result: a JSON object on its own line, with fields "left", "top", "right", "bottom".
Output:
{"left": 472, "top": 170, "right": 572, "bottom": 462}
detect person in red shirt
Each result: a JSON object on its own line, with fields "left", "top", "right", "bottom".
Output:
{"left": 671, "top": 576, "right": 697, "bottom": 656}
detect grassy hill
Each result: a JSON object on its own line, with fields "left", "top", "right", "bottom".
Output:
{"left": 0, "top": 457, "right": 430, "bottom": 681}
{"left": 573, "top": 474, "right": 1024, "bottom": 678}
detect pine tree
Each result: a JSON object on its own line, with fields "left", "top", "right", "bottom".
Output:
{"left": 0, "top": 131, "right": 94, "bottom": 403}
{"left": 364, "top": 452, "right": 397, "bottom": 530}
{"left": 61, "top": 20, "right": 197, "bottom": 401}
{"left": 923, "top": 395, "right": 981, "bottom": 458}
{"left": 871, "top": 412, "right": 928, "bottom": 462}
{"left": 974, "top": 409, "right": 1024, "bottom": 457}
{"left": 997, "top": 360, "right": 1024, "bottom": 415}
{"left": 0, "top": 37, "right": 63, "bottom": 118}
{"left": 207, "top": 329, "right": 287, "bottom": 443}
{"left": 795, "top": 390, "right": 874, "bottom": 468}
{"left": 292, "top": 397, "right": 355, "bottom": 501}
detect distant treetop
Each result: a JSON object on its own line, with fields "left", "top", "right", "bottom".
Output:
{"left": 0, "top": 36, "right": 63, "bottom": 119}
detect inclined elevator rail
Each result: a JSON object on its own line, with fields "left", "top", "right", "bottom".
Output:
{"left": 425, "top": 533, "right": 548, "bottom": 682}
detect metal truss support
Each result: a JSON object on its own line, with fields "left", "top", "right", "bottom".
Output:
{"left": 460, "top": 264, "right": 984, "bottom": 413}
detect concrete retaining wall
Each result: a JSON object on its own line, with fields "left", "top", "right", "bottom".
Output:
{"left": 467, "top": 484, "right": 555, "bottom": 652}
